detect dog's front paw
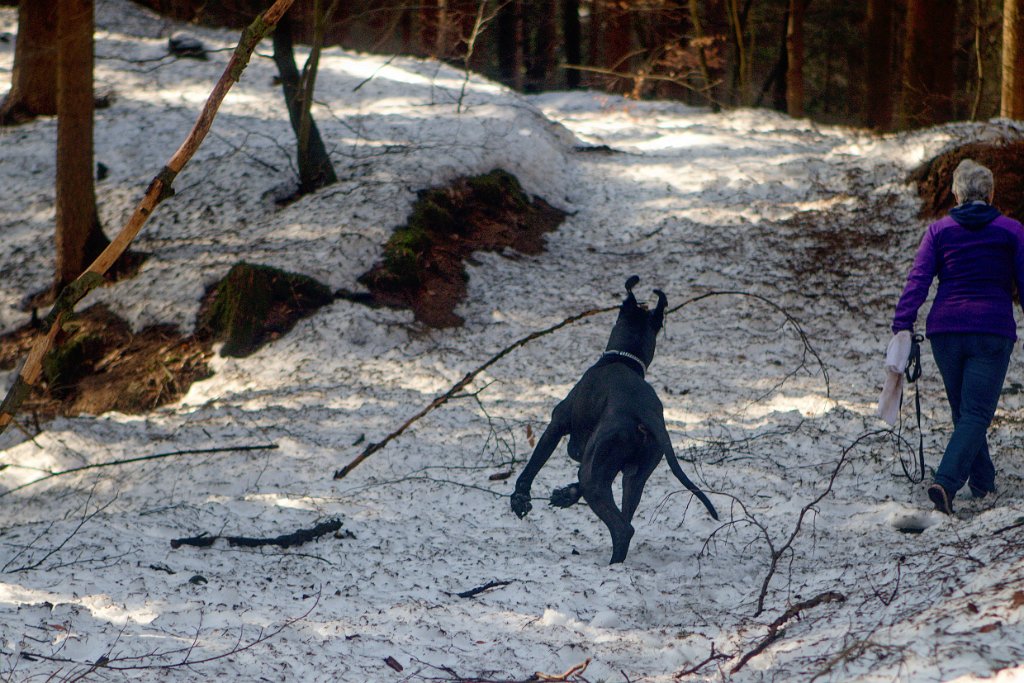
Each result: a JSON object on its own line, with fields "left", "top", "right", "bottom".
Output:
{"left": 511, "top": 491, "right": 532, "bottom": 518}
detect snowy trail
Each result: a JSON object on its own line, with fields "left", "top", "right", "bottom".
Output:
{"left": 2, "top": 2, "right": 1024, "bottom": 681}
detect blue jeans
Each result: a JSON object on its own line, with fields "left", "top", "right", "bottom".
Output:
{"left": 929, "top": 333, "right": 1014, "bottom": 498}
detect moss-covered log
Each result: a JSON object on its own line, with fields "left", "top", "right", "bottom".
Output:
{"left": 197, "top": 262, "right": 333, "bottom": 357}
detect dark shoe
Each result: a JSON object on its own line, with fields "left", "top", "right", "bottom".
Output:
{"left": 928, "top": 483, "right": 954, "bottom": 515}
{"left": 968, "top": 482, "right": 995, "bottom": 499}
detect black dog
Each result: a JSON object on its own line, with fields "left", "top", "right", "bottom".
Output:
{"left": 510, "top": 276, "right": 718, "bottom": 564}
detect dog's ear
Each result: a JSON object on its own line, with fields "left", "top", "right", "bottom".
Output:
{"left": 622, "top": 275, "right": 640, "bottom": 309}
{"left": 650, "top": 289, "right": 667, "bottom": 329}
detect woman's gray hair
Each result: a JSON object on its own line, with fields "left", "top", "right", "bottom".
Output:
{"left": 952, "top": 158, "right": 994, "bottom": 204}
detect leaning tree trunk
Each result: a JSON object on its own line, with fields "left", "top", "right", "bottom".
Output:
{"left": 1003, "top": 0, "right": 1024, "bottom": 119}
{"left": 0, "top": 0, "right": 58, "bottom": 125}
{"left": 899, "top": 0, "right": 955, "bottom": 128}
{"left": 271, "top": 12, "right": 336, "bottom": 196}
{"left": 55, "top": 0, "right": 109, "bottom": 291}
{"left": 864, "top": 0, "right": 894, "bottom": 129}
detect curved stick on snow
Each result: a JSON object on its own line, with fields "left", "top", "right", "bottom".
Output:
{"left": 333, "top": 289, "right": 828, "bottom": 481}
{"left": 0, "top": 0, "right": 297, "bottom": 436}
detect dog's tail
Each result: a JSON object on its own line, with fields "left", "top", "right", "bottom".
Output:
{"left": 648, "top": 420, "right": 718, "bottom": 520}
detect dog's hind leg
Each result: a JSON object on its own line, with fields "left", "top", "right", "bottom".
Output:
{"left": 620, "top": 453, "right": 659, "bottom": 524}
{"left": 550, "top": 483, "right": 582, "bottom": 508}
{"left": 580, "top": 434, "right": 634, "bottom": 564}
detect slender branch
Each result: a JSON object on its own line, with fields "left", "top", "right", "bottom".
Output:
{"left": 334, "top": 289, "right": 827, "bottom": 480}
{"left": 333, "top": 305, "right": 611, "bottom": 480}
{"left": 0, "top": 444, "right": 279, "bottom": 498}
{"left": 731, "top": 591, "right": 846, "bottom": 673}
{"left": 674, "top": 643, "right": 729, "bottom": 678}
{"left": 18, "top": 588, "right": 321, "bottom": 675}
{"left": 4, "top": 490, "right": 117, "bottom": 573}
{"left": 753, "top": 430, "right": 886, "bottom": 616}
{"left": 0, "top": 0, "right": 297, "bottom": 436}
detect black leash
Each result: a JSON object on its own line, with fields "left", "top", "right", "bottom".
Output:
{"left": 898, "top": 334, "right": 925, "bottom": 482}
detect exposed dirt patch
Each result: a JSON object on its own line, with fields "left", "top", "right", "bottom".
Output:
{"left": 784, "top": 215, "right": 899, "bottom": 279}
{"left": 0, "top": 263, "right": 334, "bottom": 422}
{"left": 912, "top": 140, "right": 1024, "bottom": 220}
{"left": 351, "top": 169, "right": 566, "bottom": 327}
{"left": 0, "top": 305, "right": 211, "bottom": 422}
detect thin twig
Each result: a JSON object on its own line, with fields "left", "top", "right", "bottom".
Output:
{"left": 753, "top": 430, "right": 887, "bottom": 616}
{"left": 730, "top": 591, "right": 846, "bottom": 673}
{"left": 19, "top": 587, "right": 321, "bottom": 675}
{"left": 453, "top": 580, "right": 512, "bottom": 599}
{"left": 333, "top": 290, "right": 827, "bottom": 481}
{"left": 0, "top": 444, "right": 279, "bottom": 498}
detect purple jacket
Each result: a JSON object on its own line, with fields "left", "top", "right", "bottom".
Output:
{"left": 893, "top": 204, "right": 1024, "bottom": 340}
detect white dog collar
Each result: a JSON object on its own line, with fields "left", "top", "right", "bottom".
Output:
{"left": 602, "top": 350, "right": 647, "bottom": 373}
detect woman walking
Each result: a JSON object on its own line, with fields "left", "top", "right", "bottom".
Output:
{"left": 891, "top": 159, "right": 1024, "bottom": 514}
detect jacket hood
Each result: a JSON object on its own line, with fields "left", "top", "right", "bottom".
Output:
{"left": 949, "top": 201, "right": 1001, "bottom": 230}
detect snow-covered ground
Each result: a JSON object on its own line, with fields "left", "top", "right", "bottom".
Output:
{"left": 2, "top": 2, "right": 1024, "bottom": 681}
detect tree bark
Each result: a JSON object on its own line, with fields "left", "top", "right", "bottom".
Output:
{"left": 785, "top": 0, "right": 807, "bottom": 118}
{"left": 0, "top": 0, "right": 58, "bottom": 125}
{"left": 496, "top": 0, "right": 522, "bottom": 88}
{"left": 562, "top": 0, "right": 581, "bottom": 88}
{"left": 1003, "top": 0, "right": 1024, "bottom": 118}
{"left": 899, "top": 0, "right": 955, "bottom": 128}
{"left": 525, "top": 0, "right": 558, "bottom": 92}
{"left": 864, "top": 0, "right": 894, "bottom": 129}
{"left": 55, "top": 0, "right": 109, "bottom": 291}
{"left": 272, "top": 10, "right": 337, "bottom": 196}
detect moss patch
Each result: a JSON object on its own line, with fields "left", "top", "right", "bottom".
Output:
{"left": 355, "top": 169, "right": 566, "bottom": 327}
{"left": 911, "top": 140, "right": 1024, "bottom": 220}
{"left": 196, "top": 262, "right": 334, "bottom": 357}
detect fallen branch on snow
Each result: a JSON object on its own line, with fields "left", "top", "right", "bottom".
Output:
{"left": 333, "top": 290, "right": 828, "bottom": 481}
{"left": 453, "top": 580, "right": 513, "bottom": 598}
{"left": 170, "top": 518, "right": 343, "bottom": 549}
{"left": 0, "top": 444, "right": 279, "bottom": 498}
{"left": 730, "top": 590, "right": 846, "bottom": 673}
{"left": 16, "top": 587, "right": 321, "bottom": 678}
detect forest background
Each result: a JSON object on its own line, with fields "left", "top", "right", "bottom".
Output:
{"left": 118, "top": 0, "right": 1024, "bottom": 130}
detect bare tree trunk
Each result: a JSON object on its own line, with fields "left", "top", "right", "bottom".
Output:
{"left": 526, "top": 0, "right": 558, "bottom": 92}
{"left": 785, "top": 0, "right": 807, "bottom": 117}
{"left": 899, "top": 0, "right": 955, "bottom": 128}
{"left": 497, "top": 0, "right": 523, "bottom": 89}
{"left": 562, "top": 0, "right": 581, "bottom": 88}
{"left": 272, "top": 12, "right": 336, "bottom": 197}
{"left": 1003, "top": 0, "right": 1024, "bottom": 118}
{"left": 864, "top": 0, "right": 893, "bottom": 129}
{"left": 592, "top": 0, "right": 631, "bottom": 94}
{"left": 0, "top": 0, "right": 58, "bottom": 125}
{"left": 55, "top": 0, "right": 108, "bottom": 291}
{"left": 420, "top": 0, "right": 441, "bottom": 57}
{"left": 727, "top": 0, "right": 746, "bottom": 103}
